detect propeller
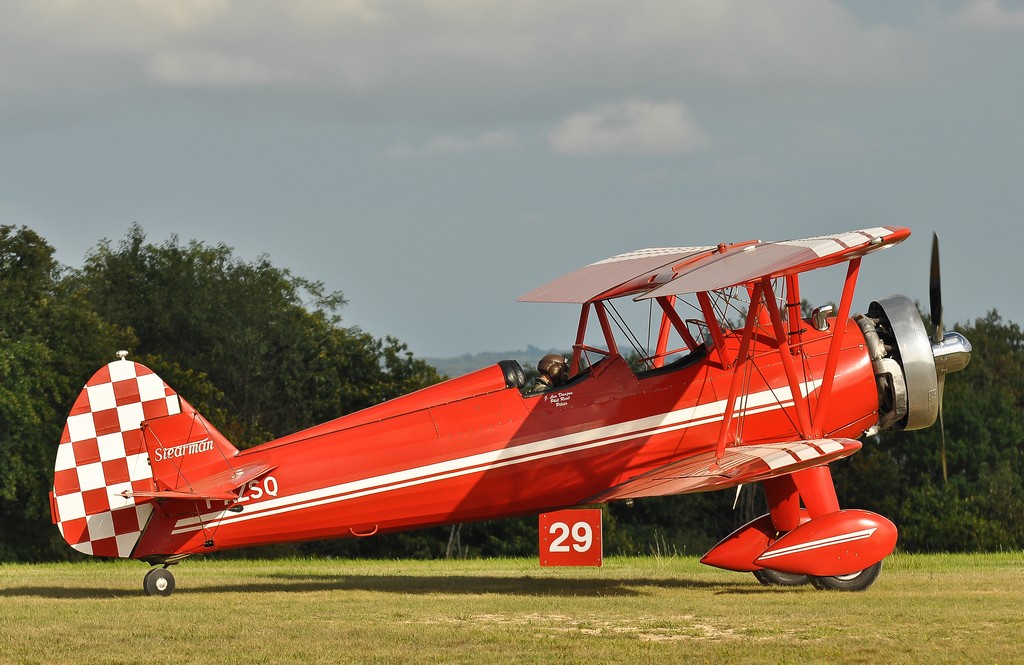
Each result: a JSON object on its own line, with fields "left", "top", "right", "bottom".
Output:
{"left": 930, "top": 233, "right": 948, "bottom": 484}
{"left": 930, "top": 233, "right": 943, "bottom": 345}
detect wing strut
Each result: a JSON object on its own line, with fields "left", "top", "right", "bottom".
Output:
{"left": 569, "top": 302, "right": 591, "bottom": 375}
{"left": 697, "top": 291, "right": 731, "bottom": 368}
{"left": 760, "top": 277, "right": 813, "bottom": 437}
{"left": 569, "top": 301, "right": 621, "bottom": 375}
{"left": 710, "top": 256, "right": 865, "bottom": 457}
{"left": 785, "top": 274, "right": 802, "bottom": 339}
{"left": 715, "top": 281, "right": 766, "bottom": 458}
{"left": 652, "top": 296, "right": 700, "bottom": 368}
{"left": 809, "top": 257, "right": 862, "bottom": 437}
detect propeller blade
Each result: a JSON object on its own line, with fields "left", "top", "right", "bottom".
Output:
{"left": 937, "top": 374, "right": 948, "bottom": 484}
{"left": 930, "top": 233, "right": 943, "bottom": 344}
{"left": 931, "top": 233, "right": 955, "bottom": 483}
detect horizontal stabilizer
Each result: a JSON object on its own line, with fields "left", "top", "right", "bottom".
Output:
{"left": 589, "top": 438, "right": 861, "bottom": 503}
{"left": 123, "top": 461, "right": 276, "bottom": 502}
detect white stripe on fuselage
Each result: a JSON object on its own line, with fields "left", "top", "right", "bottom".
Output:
{"left": 170, "top": 381, "right": 822, "bottom": 536}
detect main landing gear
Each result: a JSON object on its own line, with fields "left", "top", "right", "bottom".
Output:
{"left": 753, "top": 561, "right": 883, "bottom": 592}
{"left": 808, "top": 562, "right": 883, "bottom": 591}
{"left": 143, "top": 566, "right": 176, "bottom": 596}
{"left": 752, "top": 568, "right": 810, "bottom": 587}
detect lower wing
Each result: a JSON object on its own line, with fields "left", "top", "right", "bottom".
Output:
{"left": 588, "top": 438, "right": 861, "bottom": 502}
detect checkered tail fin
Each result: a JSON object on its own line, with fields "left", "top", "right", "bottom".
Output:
{"left": 49, "top": 357, "right": 239, "bottom": 558}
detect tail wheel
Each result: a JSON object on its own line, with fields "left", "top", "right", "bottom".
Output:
{"left": 753, "top": 569, "right": 811, "bottom": 587}
{"left": 143, "top": 567, "right": 176, "bottom": 597}
{"left": 810, "top": 561, "right": 882, "bottom": 592}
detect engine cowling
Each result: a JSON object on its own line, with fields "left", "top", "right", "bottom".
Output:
{"left": 856, "top": 295, "right": 971, "bottom": 431}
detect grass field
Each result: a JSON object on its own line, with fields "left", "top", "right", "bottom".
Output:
{"left": 1, "top": 553, "right": 1022, "bottom": 664}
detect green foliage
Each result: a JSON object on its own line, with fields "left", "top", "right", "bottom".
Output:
{"left": 68, "top": 224, "right": 441, "bottom": 444}
{"left": 0, "top": 224, "right": 441, "bottom": 561}
{"left": 0, "top": 226, "right": 135, "bottom": 561}
{"left": 4, "top": 222, "right": 1024, "bottom": 562}
{"left": 896, "top": 469, "right": 1024, "bottom": 551}
{"left": 835, "top": 310, "right": 1024, "bottom": 552}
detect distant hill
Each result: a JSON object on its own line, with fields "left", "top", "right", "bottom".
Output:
{"left": 424, "top": 345, "right": 567, "bottom": 378}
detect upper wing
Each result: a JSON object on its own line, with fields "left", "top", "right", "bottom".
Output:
{"left": 587, "top": 438, "right": 861, "bottom": 502}
{"left": 518, "top": 245, "right": 717, "bottom": 303}
{"left": 639, "top": 227, "right": 909, "bottom": 299}
{"left": 518, "top": 227, "right": 909, "bottom": 304}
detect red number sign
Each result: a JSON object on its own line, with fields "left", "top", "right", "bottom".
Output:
{"left": 538, "top": 509, "right": 603, "bottom": 567}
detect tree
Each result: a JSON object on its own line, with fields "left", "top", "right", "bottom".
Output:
{"left": 71, "top": 224, "right": 442, "bottom": 445}
{"left": 834, "top": 311, "right": 1024, "bottom": 552}
{"left": 0, "top": 226, "right": 134, "bottom": 561}
{"left": 6, "top": 222, "right": 1024, "bottom": 562}
{"left": 1, "top": 224, "right": 442, "bottom": 561}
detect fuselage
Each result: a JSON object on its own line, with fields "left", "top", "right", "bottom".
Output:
{"left": 133, "top": 319, "right": 877, "bottom": 558}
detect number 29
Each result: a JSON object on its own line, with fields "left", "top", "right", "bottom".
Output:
{"left": 547, "top": 520, "right": 593, "bottom": 553}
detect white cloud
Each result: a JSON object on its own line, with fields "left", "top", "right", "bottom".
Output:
{"left": 549, "top": 100, "right": 709, "bottom": 156}
{"left": 22, "top": 0, "right": 229, "bottom": 48}
{"left": 125, "top": 0, "right": 230, "bottom": 29}
{"left": 148, "top": 50, "right": 298, "bottom": 88}
{"left": 953, "top": 0, "right": 1024, "bottom": 31}
{"left": 0, "top": 0, "right": 923, "bottom": 110}
{"left": 383, "top": 130, "right": 520, "bottom": 159}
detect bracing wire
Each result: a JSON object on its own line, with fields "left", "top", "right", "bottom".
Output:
{"left": 606, "top": 300, "right": 651, "bottom": 368}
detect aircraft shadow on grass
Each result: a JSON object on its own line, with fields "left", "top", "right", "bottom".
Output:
{"left": 1, "top": 573, "right": 782, "bottom": 599}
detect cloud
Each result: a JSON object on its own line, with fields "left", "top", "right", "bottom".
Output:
{"left": 0, "top": 0, "right": 923, "bottom": 115}
{"left": 148, "top": 50, "right": 298, "bottom": 88}
{"left": 124, "top": 0, "right": 230, "bottom": 30}
{"left": 953, "top": 0, "right": 1024, "bottom": 31}
{"left": 631, "top": 120, "right": 880, "bottom": 183}
{"left": 549, "top": 100, "right": 709, "bottom": 156}
{"left": 383, "top": 130, "right": 520, "bottom": 159}
{"left": 17, "top": 0, "right": 229, "bottom": 48}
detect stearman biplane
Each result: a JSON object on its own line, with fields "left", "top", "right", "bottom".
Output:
{"left": 50, "top": 226, "right": 970, "bottom": 595}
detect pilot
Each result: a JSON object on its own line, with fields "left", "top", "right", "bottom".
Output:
{"left": 526, "top": 354, "right": 569, "bottom": 395}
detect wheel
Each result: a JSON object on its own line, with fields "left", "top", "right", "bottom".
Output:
{"left": 753, "top": 568, "right": 811, "bottom": 587}
{"left": 143, "top": 567, "right": 176, "bottom": 596}
{"left": 810, "top": 561, "right": 882, "bottom": 592}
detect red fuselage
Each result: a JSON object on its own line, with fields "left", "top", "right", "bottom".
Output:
{"left": 133, "top": 319, "right": 876, "bottom": 558}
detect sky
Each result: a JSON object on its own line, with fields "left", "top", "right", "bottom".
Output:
{"left": 2, "top": 0, "right": 1022, "bottom": 358}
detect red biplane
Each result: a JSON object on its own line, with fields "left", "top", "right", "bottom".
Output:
{"left": 50, "top": 227, "right": 970, "bottom": 595}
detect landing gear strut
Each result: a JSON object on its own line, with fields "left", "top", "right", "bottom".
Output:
{"left": 143, "top": 566, "right": 176, "bottom": 597}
